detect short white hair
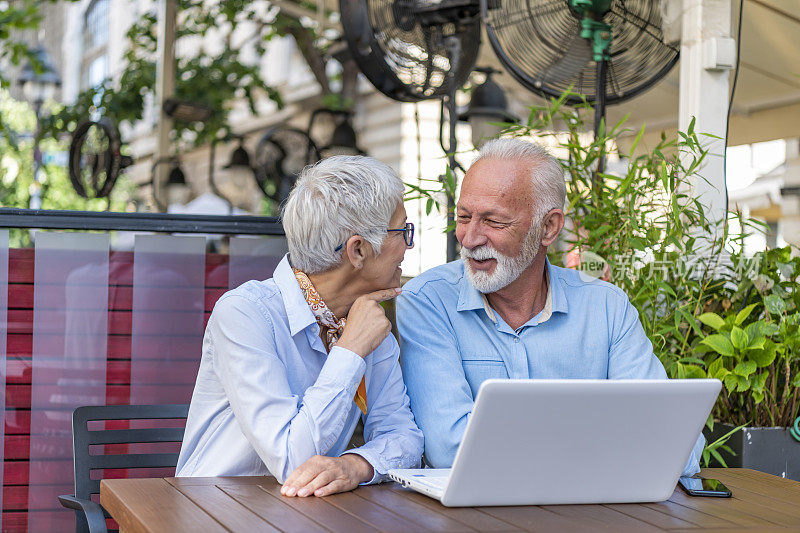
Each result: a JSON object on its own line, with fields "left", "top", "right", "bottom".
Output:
{"left": 475, "top": 138, "right": 566, "bottom": 219}
{"left": 281, "top": 155, "right": 404, "bottom": 274}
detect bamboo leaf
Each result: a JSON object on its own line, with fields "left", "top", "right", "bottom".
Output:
{"left": 629, "top": 124, "right": 645, "bottom": 158}
{"left": 709, "top": 448, "right": 728, "bottom": 468}
{"left": 679, "top": 308, "right": 703, "bottom": 336}
{"left": 710, "top": 448, "right": 728, "bottom": 468}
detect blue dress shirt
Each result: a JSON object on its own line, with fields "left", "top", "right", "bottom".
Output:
{"left": 176, "top": 255, "right": 423, "bottom": 483}
{"left": 396, "top": 258, "right": 703, "bottom": 477}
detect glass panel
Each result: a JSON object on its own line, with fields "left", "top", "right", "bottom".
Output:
{"left": 228, "top": 236, "right": 287, "bottom": 289}
{"left": 28, "top": 233, "right": 109, "bottom": 532}
{"left": 0, "top": 230, "right": 7, "bottom": 531}
{"left": 129, "top": 235, "right": 205, "bottom": 405}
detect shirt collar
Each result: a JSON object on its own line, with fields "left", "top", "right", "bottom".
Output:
{"left": 457, "top": 257, "right": 569, "bottom": 323}
{"left": 274, "top": 254, "right": 317, "bottom": 336}
{"left": 456, "top": 260, "right": 488, "bottom": 314}
{"left": 548, "top": 258, "right": 569, "bottom": 315}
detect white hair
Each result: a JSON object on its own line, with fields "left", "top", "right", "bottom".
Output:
{"left": 281, "top": 155, "right": 404, "bottom": 274}
{"left": 475, "top": 138, "right": 566, "bottom": 219}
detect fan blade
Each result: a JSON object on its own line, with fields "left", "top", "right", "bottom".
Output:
{"left": 540, "top": 33, "right": 592, "bottom": 87}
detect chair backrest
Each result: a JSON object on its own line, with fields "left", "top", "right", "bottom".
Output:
{"left": 71, "top": 404, "right": 190, "bottom": 505}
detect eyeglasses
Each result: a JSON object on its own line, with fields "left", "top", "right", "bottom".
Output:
{"left": 335, "top": 222, "right": 415, "bottom": 252}
{"left": 388, "top": 222, "right": 415, "bottom": 248}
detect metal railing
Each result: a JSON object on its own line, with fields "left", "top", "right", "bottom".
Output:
{"left": 0, "top": 208, "right": 284, "bottom": 235}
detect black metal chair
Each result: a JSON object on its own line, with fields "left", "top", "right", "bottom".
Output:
{"left": 58, "top": 404, "right": 190, "bottom": 533}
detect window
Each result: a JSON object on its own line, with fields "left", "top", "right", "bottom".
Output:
{"left": 80, "top": 0, "right": 109, "bottom": 90}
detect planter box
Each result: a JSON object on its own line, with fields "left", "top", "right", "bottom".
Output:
{"left": 703, "top": 423, "right": 800, "bottom": 481}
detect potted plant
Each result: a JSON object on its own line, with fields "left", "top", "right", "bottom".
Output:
{"left": 695, "top": 245, "right": 800, "bottom": 478}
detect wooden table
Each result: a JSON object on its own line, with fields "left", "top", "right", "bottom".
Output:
{"left": 100, "top": 468, "right": 800, "bottom": 532}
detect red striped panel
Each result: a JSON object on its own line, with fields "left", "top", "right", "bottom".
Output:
{"left": 2, "top": 247, "right": 235, "bottom": 532}
{"left": 9, "top": 250, "right": 228, "bottom": 286}
{"left": 9, "top": 285, "right": 227, "bottom": 312}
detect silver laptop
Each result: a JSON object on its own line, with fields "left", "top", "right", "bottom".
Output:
{"left": 390, "top": 378, "right": 721, "bottom": 507}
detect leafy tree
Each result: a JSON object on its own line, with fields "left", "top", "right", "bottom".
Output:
{"left": 0, "top": 0, "right": 54, "bottom": 88}
{"left": 2, "top": 0, "right": 355, "bottom": 215}
{"left": 38, "top": 0, "right": 356, "bottom": 147}
{"left": 0, "top": 90, "right": 135, "bottom": 245}
{"left": 0, "top": 0, "right": 54, "bottom": 138}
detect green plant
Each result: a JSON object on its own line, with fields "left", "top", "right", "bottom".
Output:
{"left": 404, "top": 164, "right": 458, "bottom": 231}
{"left": 527, "top": 97, "right": 798, "bottom": 433}
{"left": 701, "top": 423, "right": 743, "bottom": 468}
{"left": 410, "top": 91, "right": 800, "bottom": 438}
{"left": 698, "top": 245, "right": 800, "bottom": 428}
{"left": 0, "top": 0, "right": 84, "bottom": 140}
{"left": 527, "top": 96, "right": 799, "bottom": 434}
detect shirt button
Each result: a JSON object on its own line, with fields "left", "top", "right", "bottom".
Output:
{"left": 514, "top": 337, "right": 520, "bottom": 343}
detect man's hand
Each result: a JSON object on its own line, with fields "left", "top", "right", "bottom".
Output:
{"left": 280, "top": 454, "right": 374, "bottom": 497}
{"left": 336, "top": 288, "right": 401, "bottom": 358}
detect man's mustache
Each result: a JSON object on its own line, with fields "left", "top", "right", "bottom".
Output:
{"left": 461, "top": 245, "right": 500, "bottom": 261}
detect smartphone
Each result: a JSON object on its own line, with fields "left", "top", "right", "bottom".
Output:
{"left": 678, "top": 476, "right": 732, "bottom": 497}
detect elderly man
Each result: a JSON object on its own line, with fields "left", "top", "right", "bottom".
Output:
{"left": 397, "top": 138, "right": 703, "bottom": 476}
{"left": 177, "top": 156, "right": 423, "bottom": 497}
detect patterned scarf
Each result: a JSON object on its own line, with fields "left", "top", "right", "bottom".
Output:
{"left": 294, "top": 268, "right": 368, "bottom": 414}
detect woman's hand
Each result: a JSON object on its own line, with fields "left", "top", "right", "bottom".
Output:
{"left": 336, "top": 288, "right": 401, "bottom": 358}
{"left": 280, "top": 454, "right": 374, "bottom": 497}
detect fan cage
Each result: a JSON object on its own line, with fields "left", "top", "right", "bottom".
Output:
{"left": 340, "top": 0, "right": 481, "bottom": 102}
{"left": 482, "top": 0, "right": 679, "bottom": 105}
{"left": 253, "top": 127, "right": 321, "bottom": 201}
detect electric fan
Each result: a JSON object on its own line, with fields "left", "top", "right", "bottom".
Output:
{"left": 340, "top": 0, "right": 484, "bottom": 260}
{"left": 252, "top": 126, "right": 321, "bottom": 204}
{"left": 482, "top": 0, "right": 679, "bottom": 134}
{"left": 339, "top": 0, "right": 481, "bottom": 102}
{"left": 68, "top": 118, "right": 133, "bottom": 198}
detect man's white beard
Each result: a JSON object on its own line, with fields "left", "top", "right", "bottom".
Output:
{"left": 461, "top": 221, "right": 542, "bottom": 293}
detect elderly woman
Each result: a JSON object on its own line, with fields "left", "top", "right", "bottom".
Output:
{"left": 176, "top": 156, "right": 423, "bottom": 497}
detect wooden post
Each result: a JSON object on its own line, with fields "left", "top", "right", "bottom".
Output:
{"left": 154, "top": 0, "right": 177, "bottom": 211}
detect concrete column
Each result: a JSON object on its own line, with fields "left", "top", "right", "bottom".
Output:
{"left": 679, "top": 0, "right": 734, "bottom": 227}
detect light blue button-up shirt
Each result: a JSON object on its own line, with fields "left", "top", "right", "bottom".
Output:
{"left": 396, "top": 258, "right": 703, "bottom": 477}
{"left": 176, "top": 255, "right": 423, "bottom": 483}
